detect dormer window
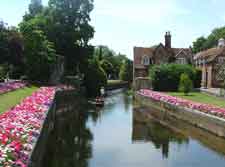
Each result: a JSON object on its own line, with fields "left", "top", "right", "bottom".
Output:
{"left": 142, "top": 55, "right": 150, "bottom": 65}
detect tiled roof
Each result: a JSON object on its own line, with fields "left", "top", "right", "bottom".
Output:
{"left": 194, "top": 47, "right": 225, "bottom": 62}
{"left": 134, "top": 45, "right": 192, "bottom": 67}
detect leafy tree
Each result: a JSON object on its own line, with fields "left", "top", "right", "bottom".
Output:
{"left": 94, "top": 46, "right": 128, "bottom": 79}
{"left": 119, "top": 59, "right": 133, "bottom": 82}
{"left": 179, "top": 73, "right": 193, "bottom": 95}
{"left": 192, "top": 26, "right": 225, "bottom": 53}
{"left": 100, "top": 59, "right": 113, "bottom": 78}
{"left": 46, "top": 0, "right": 95, "bottom": 74}
{"left": 29, "top": 0, "right": 43, "bottom": 16}
{"left": 83, "top": 59, "right": 107, "bottom": 97}
{"left": 23, "top": 0, "right": 44, "bottom": 21}
{"left": 192, "top": 36, "right": 207, "bottom": 53}
{"left": 0, "top": 21, "right": 9, "bottom": 64}
{"left": 20, "top": 19, "right": 56, "bottom": 82}
{"left": 0, "top": 21, "right": 24, "bottom": 78}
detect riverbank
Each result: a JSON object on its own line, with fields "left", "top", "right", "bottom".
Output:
{"left": 0, "top": 86, "right": 74, "bottom": 167}
{"left": 168, "top": 91, "right": 225, "bottom": 108}
{"left": 106, "top": 80, "right": 129, "bottom": 90}
{"left": 135, "top": 89, "right": 225, "bottom": 138}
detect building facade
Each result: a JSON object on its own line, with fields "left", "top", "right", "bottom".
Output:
{"left": 193, "top": 38, "right": 225, "bottom": 88}
{"left": 133, "top": 32, "right": 193, "bottom": 78}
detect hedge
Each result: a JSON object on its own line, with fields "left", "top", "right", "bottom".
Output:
{"left": 149, "top": 64, "right": 199, "bottom": 91}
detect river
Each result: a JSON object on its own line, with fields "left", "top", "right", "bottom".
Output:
{"left": 42, "top": 90, "right": 225, "bottom": 167}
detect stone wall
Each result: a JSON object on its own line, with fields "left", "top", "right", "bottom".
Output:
{"left": 135, "top": 93, "right": 225, "bottom": 138}
{"left": 28, "top": 90, "right": 77, "bottom": 167}
{"left": 133, "top": 77, "right": 152, "bottom": 91}
{"left": 133, "top": 107, "right": 225, "bottom": 155}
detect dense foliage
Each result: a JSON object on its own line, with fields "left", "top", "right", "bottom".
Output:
{"left": 83, "top": 59, "right": 107, "bottom": 97}
{"left": 119, "top": 59, "right": 133, "bottom": 82}
{"left": 0, "top": 21, "right": 24, "bottom": 78}
{"left": 179, "top": 73, "right": 193, "bottom": 95}
{"left": 94, "top": 45, "right": 130, "bottom": 79}
{"left": 20, "top": 21, "right": 57, "bottom": 82}
{"left": 194, "top": 69, "right": 202, "bottom": 88}
{"left": 0, "top": 0, "right": 132, "bottom": 96}
{"left": 192, "top": 26, "right": 225, "bottom": 53}
{"left": 149, "top": 64, "right": 197, "bottom": 91}
{"left": 18, "top": 0, "right": 95, "bottom": 82}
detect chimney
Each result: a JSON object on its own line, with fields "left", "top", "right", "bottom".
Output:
{"left": 218, "top": 38, "right": 225, "bottom": 48}
{"left": 165, "top": 31, "right": 171, "bottom": 48}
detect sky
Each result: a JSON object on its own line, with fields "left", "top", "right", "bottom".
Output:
{"left": 1, "top": 0, "right": 225, "bottom": 59}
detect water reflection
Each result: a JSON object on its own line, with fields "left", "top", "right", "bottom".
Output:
{"left": 132, "top": 109, "right": 189, "bottom": 158}
{"left": 43, "top": 90, "right": 225, "bottom": 167}
{"left": 42, "top": 96, "right": 94, "bottom": 167}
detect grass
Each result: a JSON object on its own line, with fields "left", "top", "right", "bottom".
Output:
{"left": 0, "top": 86, "right": 38, "bottom": 114}
{"left": 107, "top": 80, "right": 128, "bottom": 86}
{"left": 168, "top": 92, "right": 225, "bottom": 108}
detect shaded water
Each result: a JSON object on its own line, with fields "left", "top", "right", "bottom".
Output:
{"left": 43, "top": 90, "right": 225, "bottom": 167}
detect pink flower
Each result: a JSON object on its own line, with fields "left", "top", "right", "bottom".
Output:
{"left": 138, "top": 89, "right": 225, "bottom": 117}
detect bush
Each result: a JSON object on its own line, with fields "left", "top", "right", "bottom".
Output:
{"left": 0, "top": 64, "right": 9, "bottom": 81}
{"left": 194, "top": 69, "right": 202, "bottom": 88}
{"left": 149, "top": 64, "right": 196, "bottom": 91}
{"left": 83, "top": 59, "right": 107, "bottom": 97}
{"left": 179, "top": 73, "right": 193, "bottom": 95}
{"left": 119, "top": 59, "right": 133, "bottom": 82}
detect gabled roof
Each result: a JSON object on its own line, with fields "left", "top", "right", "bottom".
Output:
{"left": 194, "top": 47, "right": 225, "bottom": 62}
{"left": 174, "top": 48, "right": 192, "bottom": 57}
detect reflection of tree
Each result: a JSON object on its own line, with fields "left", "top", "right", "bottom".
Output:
{"left": 132, "top": 110, "right": 189, "bottom": 158}
{"left": 123, "top": 92, "right": 132, "bottom": 112}
{"left": 42, "top": 96, "right": 93, "bottom": 167}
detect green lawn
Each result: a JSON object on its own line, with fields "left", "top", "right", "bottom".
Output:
{"left": 107, "top": 80, "right": 128, "bottom": 86}
{"left": 167, "top": 92, "right": 225, "bottom": 108}
{"left": 0, "top": 86, "right": 38, "bottom": 114}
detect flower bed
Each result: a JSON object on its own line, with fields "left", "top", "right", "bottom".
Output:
{"left": 138, "top": 89, "right": 225, "bottom": 118}
{"left": 0, "top": 87, "right": 57, "bottom": 167}
{"left": 0, "top": 81, "right": 27, "bottom": 95}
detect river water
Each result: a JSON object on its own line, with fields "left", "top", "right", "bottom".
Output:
{"left": 43, "top": 90, "right": 225, "bottom": 167}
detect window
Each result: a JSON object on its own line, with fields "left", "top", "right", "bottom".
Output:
{"left": 142, "top": 55, "right": 150, "bottom": 65}
{"left": 177, "top": 58, "right": 186, "bottom": 64}
{"left": 218, "top": 57, "right": 225, "bottom": 63}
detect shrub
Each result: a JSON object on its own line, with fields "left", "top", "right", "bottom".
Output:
{"left": 194, "top": 69, "right": 202, "bottom": 88}
{"left": 179, "top": 73, "right": 193, "bottom": 95}
{"left": 149, "top": 64, "right": 196, "bottom": 91}
{"left": 0, "top": 64, "right": 9, "bottom": 81}
{"left": 83, "top": 59, "right": 107, "bottom": 97}
{"left": 119, "top": 59, "right": 133, "bottom": 82}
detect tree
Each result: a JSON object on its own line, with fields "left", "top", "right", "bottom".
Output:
{"left": 83, "top": 59, "right": 107, "bottom": 97}
{"left": 192, "top": 26, "right": 225, "bottom": 53}
{"left": 119, "top": 59, "right": 133, "bottom": 82}
{"left": 46, "top": 0, "right": 95, "bottom": 74}
{"left": 0, "top": 21, "right": 9, "bottom": 64}
{"left": 192, "top": 36, "right": 207, "bottom": 53}
{"left": 179, "top": 73, "right": 193, "bottom": 95}
{"left": 29, "top": 0, "right": 43, "bottom": 16}
{"left": 100, "top": 59, "right": 113, "bottom": 78}
{"left": 20, "top": 18, "right": 56, "bottom": 82}
{"left": 0, "top": 21, "right": 24, "bottom": 78}
{"left": 94, "top": 46, "right": 128, "bottom": 79}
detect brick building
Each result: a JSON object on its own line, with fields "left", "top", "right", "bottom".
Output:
{"left": 133, "top": 32, "right": 193, "bottom": 78}
{"left": 194, "top": 38, "right": 225, "bottom": 88}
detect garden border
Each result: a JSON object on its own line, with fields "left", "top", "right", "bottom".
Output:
{"left": 28, "top": 89, "right": 76, "bottom": 167}
{"left": 135, "top": 92, "right": 225, "bottom": 138}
